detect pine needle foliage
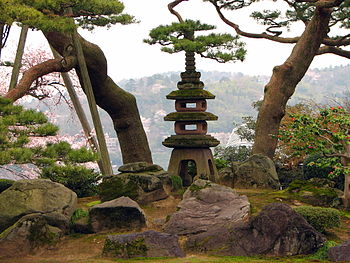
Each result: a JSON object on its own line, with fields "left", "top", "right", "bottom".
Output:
{"left": 0, "top": 96, "right": 100, "bottom": 197}
{"left": 144, "top": 19, "right": 246, "bottom": 63}
{"left": 0, "top": 0, "right": 135, "bottom": 32}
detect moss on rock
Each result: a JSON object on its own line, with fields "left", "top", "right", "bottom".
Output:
{"left": 287, "top": 179, "right": 342, "bottom": 207}
{"left": 98, "top": 175, "right": 139, "bottom": 202}
{"left": 103, "top": 237, "right": 148, "bottom": 258}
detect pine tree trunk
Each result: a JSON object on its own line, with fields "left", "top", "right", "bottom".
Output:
{"left": 252, "top": 7, "right": 332, "bottom": 159}
{"left": 45, "top": 32, "right": 153, "bottom": 164}
{"left": 342, "top": 142, "right": 350, "bottom": 209}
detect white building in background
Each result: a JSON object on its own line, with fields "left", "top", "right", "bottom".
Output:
{"left": 226, "top": 124, "right": 253, "bottom": 148}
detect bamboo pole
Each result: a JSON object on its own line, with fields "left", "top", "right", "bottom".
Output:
{"left": 65, "top": 8, "right": 113, "bottom": 176}
{"left": 9, "top": 25, "right": 28, "bottom": 90}
{"left": 50, "top": 46, "right": 106, "bottom": 174}
{"left": 0, "top": 24, "right": 4, "bottom": 60}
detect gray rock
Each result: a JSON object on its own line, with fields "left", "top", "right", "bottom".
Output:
{"left": 328, "top": 239, "right": 350, "bottom": 262}
{"left": 186, "top": 203, "right": 325, "bottom": 256}
{"left": 0, "top": 164, "right": 40, "bottom": 181}
{"left": 164, "top": 179, "right": 250, "bottom": 235}
{"left": 0, "top": 213, "right": 62, "bottom": 258}
{"left": 89, "top": 196, "right": 147, "bottom": 233}
{"left": 0, "top": 179, "right": 77, "bottom": 232}
{"left": 103, "top": 230, "right": 185, "bottom": 258}
{"left": 235, "top": 154, "right": 280, "bottom": 189}
{"left": 118, "top": 162, "right": 163, "bottom": 173}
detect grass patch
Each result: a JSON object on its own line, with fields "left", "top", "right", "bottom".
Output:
{"left": 86, "top": 200, "right": 101, "bottom": 207}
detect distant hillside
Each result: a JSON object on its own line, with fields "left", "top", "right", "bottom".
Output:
{"left": 23, "top": 64, "right": 350, "bottom": 167}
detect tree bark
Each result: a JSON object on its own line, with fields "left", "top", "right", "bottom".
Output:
{"left": 4, "top": 56, "right": 76, "bottom": 101}
{"left": 45, "top": 32, "right": 153, "bottom": 164}
{"left": 252, "top": 7, "right": 332, "bottom": 158}
{"left": 341, "top": 141, "right": 350, "bottom": 209}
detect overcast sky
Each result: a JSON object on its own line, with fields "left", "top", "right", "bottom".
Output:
{"left": 5, "top": 0, "right": 350, "bottom": 81}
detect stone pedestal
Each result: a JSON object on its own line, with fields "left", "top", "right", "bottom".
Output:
{"left": 168, "top": 148, "right": 218, "bottom": 186}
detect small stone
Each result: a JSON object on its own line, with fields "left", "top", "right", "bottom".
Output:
{"left": 103, "top": 230, "right": 185, "bottom": 258}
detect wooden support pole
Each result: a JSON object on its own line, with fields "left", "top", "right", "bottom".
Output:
{"left": 50, "top": 46, "right": 106, "bottom": 174}
{"left": 9, "top": 25, "right": 28, "bottom": 90}
{"left": 66, "top": 8, "right": 113, "bottom": 176}
{"left": 0, "top": 24, "right": 4, "bottom": 60}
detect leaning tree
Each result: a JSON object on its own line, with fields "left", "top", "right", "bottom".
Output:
{"left": 202, "top": 0, "right": 350, "bottom": 158}
{"left": 1, "top": 0, "right": 153, "bottom": 165}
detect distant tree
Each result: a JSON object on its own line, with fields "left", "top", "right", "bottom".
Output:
{"left": 278, "top": 106, "right": 350, "bottom": 208}
{"left": 203, "top": 0, "right": 350, "bottom": 159}
{"left": 1, "top": 0, "right": 152, "bottom": 164}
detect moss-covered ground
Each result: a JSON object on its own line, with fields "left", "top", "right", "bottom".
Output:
{"left": 1, "top": 189, "right": 349, "bottom": 263}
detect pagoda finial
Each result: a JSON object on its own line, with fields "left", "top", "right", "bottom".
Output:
{"left": 181, "top": 30, "right": 201, "bottom": 84}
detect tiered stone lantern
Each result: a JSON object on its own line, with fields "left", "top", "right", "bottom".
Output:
{"left": 163, "top": 51, "right": 220, "bottom": 186}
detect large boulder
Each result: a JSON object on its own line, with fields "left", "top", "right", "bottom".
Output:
{"left": 235, "top": 154, "right": 280, "bottom": 189}
{"left": 0, "top": 179, "right": 77, "bottom": 233}
{"left": 328, "top": 239, "right": 350, "bottom": 262}
{"left": 99, "top": 162, "right": 170, "bottom": 204}
{"left": 89, "top": 196, "right": 147, "bottom": 233}
{"left": 103, "top": 230, "right": 185, "bottom": 258}
{"left": 164, "top": 179, "right": 250, "bottom": 235}
{"left": 186, "top": 203, "right": 325, "bottom": 256}
{"left": 0, "top": 213, "right": 62, "bottom": 258}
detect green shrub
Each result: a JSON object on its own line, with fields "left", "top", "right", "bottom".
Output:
{"left": 43, "top": 141, "right": 72, "bottom": 159}
{"left": 41, "top": 165, "right": 100, "bottom": 197}
{"left": 303, "top": 153, "right": 344, "bottom": 190}
{"left": 0, "top": 179, "right": 14, "bottom": 193}
{"left": 287, "top": 179, "right": 341, "bottom": 207}
{"left": 71, "top": 208, "right": 89, "bottom": 224}
{"left": 276, "top": 166, "right": 304, "bottom": 189}
{"left": 9, "top": 148, "right": 33, "bottom": 163}
{"left": 67, "top": 147, "right": 97, "bottom": 163}
{"left": 309, "top": 240, "right": 338, "bottom": 260}
{"left": 214, "top": 158, "right": 230, "bottom": 170}
{"left": 294, "top": 206, "right": 341, "bottom": 233}
{"left": 170, "top": 175, "right": 183, "bottom": 190}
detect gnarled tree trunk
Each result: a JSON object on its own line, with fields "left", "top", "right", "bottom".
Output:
{"left": 45, "top": 32, "right": 153, "bottom": 164}
{"left": 252, "top": 7, "right": 332, "bottom": 158}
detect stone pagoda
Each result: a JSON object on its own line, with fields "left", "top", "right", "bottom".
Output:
{"left": 163, "top": 51, "right": 220, "bottom": 186}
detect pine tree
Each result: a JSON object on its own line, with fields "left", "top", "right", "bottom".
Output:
{"left": 2, "top": 0, "right": 153, "bottom": 164}
{"left": 0, "top": 96, "right": 99, "bottom": 197}
{"left": 145, "top": 19, "right": 246, "bottom": 63}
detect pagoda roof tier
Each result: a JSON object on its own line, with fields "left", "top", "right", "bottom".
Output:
{"left": 166, "top": 89, "right": 215, "bottom": 100}
{"left": 177, "top": 81, "right": 204, "bottom": 90}
{"left": 163, "top": 135, "right": 220, "bottom": 148}
{"left": 164, "top": 112, "right": 218, "bottom": 121}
